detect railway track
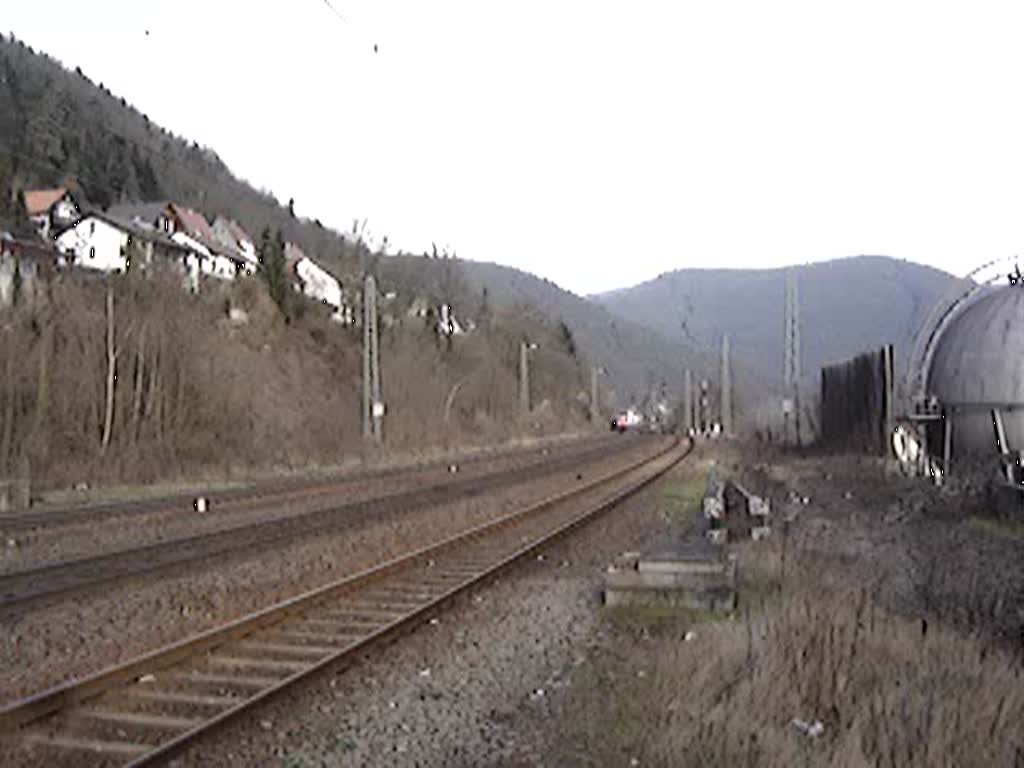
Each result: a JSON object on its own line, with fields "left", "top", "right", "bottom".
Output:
{"left": 0, "top": 434, "right": 616, "bottom": 533}
{"left": 0, "top": 437, "right": 689, "bottom": 767}
{"left": 0, "top": 435, "right": 636, "bottom": 614}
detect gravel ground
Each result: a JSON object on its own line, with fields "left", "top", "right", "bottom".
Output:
{"left": 0, "top": 435, "right": 616, "bottom": 574}
{"left": 0, "top": 438, "right": 657, "bottom": 704}
{"left": 159, "top": 445, "right": 706, "bottom": 768}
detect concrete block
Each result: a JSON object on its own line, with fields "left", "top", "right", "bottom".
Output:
{"left": 608, "top": 566, "right": 734, "bottom": 592}
{"left": 613, "top": 551, "right": 641, "bottom": 570}
{"left": 703, "top": 496, "right": 725, "bottom": 519}
{"left": 637, "top": 557, "right": 731, "bottom": 576}
{"left": 604, "top": 583, "right": 736, "bottom": 613}
{"left": 706, "top": 528, "right": 728, "bottom": 545}
{"left": 747, "top": 496, "right": 771, "bottom": 517}
{"left": 704, "top": 470, "right": 725, "bottom": 519}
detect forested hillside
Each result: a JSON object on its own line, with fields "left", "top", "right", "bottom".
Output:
{"left": 0, "top": 33, "right": 362, "bottom": 274}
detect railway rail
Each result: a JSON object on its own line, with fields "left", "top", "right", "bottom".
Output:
{"left": 0, "top": 435, "right": 636, "bottom": 614}
{"left": 1, "top": 436, "right": 689, "bottom": 767}
{"left": 0, "top": 434, "right": 616, "bottom": 532}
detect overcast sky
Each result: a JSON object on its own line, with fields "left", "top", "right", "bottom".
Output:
{"left": 8, "top": 1, "right": 1024, "bottom": 294}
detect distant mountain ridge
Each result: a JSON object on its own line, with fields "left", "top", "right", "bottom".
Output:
{"left": 592, "top": 255, "right": 959, "bottom": 390}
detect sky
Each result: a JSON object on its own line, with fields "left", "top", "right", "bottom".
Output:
{"left": 7, "top": 1, "right": 1024, "bottom": 295}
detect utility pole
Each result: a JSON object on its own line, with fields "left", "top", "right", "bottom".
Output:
{"left": 699, "top": 378, "right": 710, "bottom": 433}
{"left": 783, "top": 270, "right": 801, "bottom": 445}
{"left": 721, "top": 334, "right": 732, "bottom": 435}
{"left": 683, "top": 369, "right": 693, "bottom": 434}
{"left": 519, "top": 341, "right": 530, "bottom": 414}
{"left": 590, "top": 365, "right": 600, "bottom": 426}
{"left": 363, "top": 275, "right": 382, "bottom": 441}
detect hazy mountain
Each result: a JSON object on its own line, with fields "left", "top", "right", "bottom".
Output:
{"left": 593, "top": 256, "right": 960, "bottom": 392}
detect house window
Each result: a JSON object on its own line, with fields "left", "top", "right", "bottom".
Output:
{"left": 89, "top": 246, "right": 95, "bottom": 260}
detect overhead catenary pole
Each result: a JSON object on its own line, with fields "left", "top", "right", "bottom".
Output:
{"left": 519, "top": 341, "right": 530, "bottom": 414}
{"left": 783, "top": 270, "right": 802, "bottom": 445}
{"left": 363, "top": 274, "right": 382, "bottom": 441}
{"left": 793, "top": 275, "right": 801, "bottom": 446}
{"left": 590, "top": 365, "right": 599, "bottom": 426}
{"left": 362, "top": 277, "right": 371, "bottom": 438}
{"left": 683, "top": 368, "right": 693, "bottom": 434}
{"left": 721, "top": 334, "right": 732, "bottom": 435}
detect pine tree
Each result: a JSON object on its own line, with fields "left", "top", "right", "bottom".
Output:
{"left": 258, "top": 227, "right": 288, "bottom": 314}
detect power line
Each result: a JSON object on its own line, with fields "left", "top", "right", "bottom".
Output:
{"left": 321, "top": 0, "right": 348, "bottom": 22}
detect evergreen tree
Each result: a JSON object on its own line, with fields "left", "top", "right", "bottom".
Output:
{"left": 258, "top": 226, "right": 288, "bottom": 313}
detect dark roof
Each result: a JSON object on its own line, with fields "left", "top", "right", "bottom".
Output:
{"left": 106, "top": 201, "right": 170, "bottom": 229}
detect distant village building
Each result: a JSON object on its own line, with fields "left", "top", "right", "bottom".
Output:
{"left": 23, "top": 188, "right": 79, "bottom": 240}
{"left": 437, "top": 303, "right": 464, "bottom": 336}
{"left": 54, "top": 211, "right": 192, "bottom": 276}
{"left": 285, "top": 242, "right": 345, "bottom": 318}
{"left": 108, "top": 202, "right": 245, "bottom": 282}
{"left": 212, "top": 217, "right": 259, "bottom": 275}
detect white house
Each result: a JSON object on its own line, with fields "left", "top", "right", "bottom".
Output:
{"left": 294, "top": 256, "right": 343, "bottom": 309}
{"left": 283, "top": 242, "right": 344, "bottom": 317}
{"left": 55, "top": 212, "right": 191, "bottom": 275}
{"left": 212, "top": 217, "right": 259, "bottom": 276}
{"left": 56, "top": 215, "right": 132, "bottom": 272}
{"left": 168, "top": 231, "right": 240, "bottom": 281}
{"left": 107, "top": 202, "right": 245, "bottom": 282}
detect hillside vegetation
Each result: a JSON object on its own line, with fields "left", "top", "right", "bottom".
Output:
{"left": 0, "top": 32, "right": 746, "bottom": 425}
{"left": 1, "top": 272, "right": 588, "bottom": 489}
{"left": 594, "top": 256, "right": 958, "bottom": 390}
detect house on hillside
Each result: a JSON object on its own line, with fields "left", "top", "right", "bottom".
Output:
{"left": 54, "top": 211, "right": 192, "bottom": 276}
{"left": 212, "top": 217, "right": 259, "bottom": 275}
{"left": 23, "top": 188, "right": 79, "bottom": 240}
{"left": 284, "top": 242, "right": 345, "bottom": 318}
{"left": 108, "top": 202, "right": 246, "bottom": 281}
{"left": 160, "top": 203, "right": 243, "bottom": 280}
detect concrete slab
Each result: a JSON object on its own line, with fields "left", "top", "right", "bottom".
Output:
{"left": 607, "top": 566, "right": 734, "bottom": 592}
{"left": 604, "top": 584, "right": 736, "bottom": 613}
{"left": 637, "top": 557, "right": 730, "bottom": 576}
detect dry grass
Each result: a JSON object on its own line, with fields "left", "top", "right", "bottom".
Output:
{"left": 564, "top": 539, "right": 1024, "bottom": 767}
{"left": 0, "top": 273, "right": 589, "bottom": 490}
{"left": 657, "top": 474, "right": 706, "bottom": 527}
{"left": 970, "top": 515, "right": 1024, "bottom": 542}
